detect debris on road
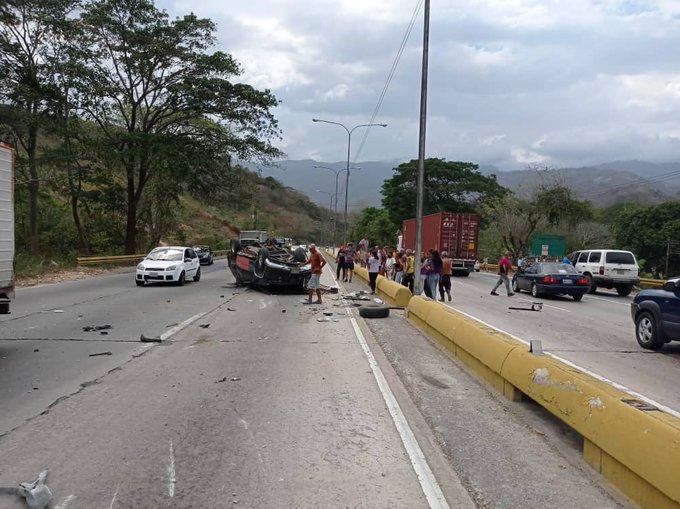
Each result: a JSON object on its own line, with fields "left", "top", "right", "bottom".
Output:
{"left": 140, "top": 334, "right": 162, "bottom": 343}
{"left": 373, "top": 298, "right": 384, "bottom": 304}
{"left": 89, "top": 351, "right": 113, "bottom": 357}
{"left": 231, "top": 377, "right": 241, "bottom": 382}
{"left": 317, "top": 317, "right": 331, "bottom": 322}
{"left": 0, "top": 470, "right": 53, "bottom": 509}
{"left": 342, "top": 291, "right": 371, "bottom": 301}
{"left": 227, "top": 307, "right": 237, "bottom": 312}
{"left": 100, "top": 331, "right": 108, "bottom": 335}
{"left": 53, "top": 309, "right": 64, "bottom": 313}
{"left": 508, "top": 302, "right": 543, "bottom": 312}
{"left": 199, "top": 323, "right": 211, "bottom": 328}
{"left": 323, "top": 311, "right": 333, "bottom": 316}
{"left": 82, "top": 324, "right": 112, "bottom": 332}
{"left": 33, "top": 349, "right": 39, "bottom": 353}
{"left": 282, "top": 310, "right": 286, "bottom": 313}
{"left": 166, "top": 323, "right": 178, "bottom": 328}
{"left": 216, "top": 377, "right": 227, "bottom": 383}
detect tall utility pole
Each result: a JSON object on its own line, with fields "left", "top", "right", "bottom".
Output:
{"left": 413, "top": 0, "right": 430, "bottom": 296}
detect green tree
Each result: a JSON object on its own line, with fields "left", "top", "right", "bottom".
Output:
{"left": 74, "top": 0, "right": 282, "bottom": 253}
{"left": 0, "top": 0, "right": 79, "bottom": 253}
{"left": 349, "top": 207, "right": 397, "bottom": 247}
{"left": 381, "top": 158, "right": 506, "bottom": 227}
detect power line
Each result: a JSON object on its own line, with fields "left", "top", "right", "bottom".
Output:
{"left": 352, "top": 0, "right": 424, "bottom": 163}
{"left": 579, "top": 169, "right": 680, "bottom": 200}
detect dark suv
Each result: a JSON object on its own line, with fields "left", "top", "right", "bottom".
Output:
{"left": 194, "top": 245, "right": 214, "bottom": 265}
{"left": 631, "top": 278, "right": 680, "bottom": 350}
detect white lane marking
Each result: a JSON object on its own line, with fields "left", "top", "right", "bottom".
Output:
{"left": 328, "top": 265, "right": 449, "bottom": 509}
{"left": 451, "top": 307, "right": 680, "bottom": 419}
{"left": 586, "top": 295, "right": 630, "bottom": 306}
{"left": 259, "top": 299, "right": 267, "bottom": 310}
{"left": 109, "top": 490, "right": 118, "bottom": 509}
{"left": 55, "top": 494, "right": 76, "bottom": 508}
{"left": 160, "top": 312, "right": 207, "bottom": 341}
{"left": 167, "top": 439, "right": 176, "bottom": 497}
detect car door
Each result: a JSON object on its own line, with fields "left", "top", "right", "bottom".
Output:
{"left": 519, "top": 264, "right": 535, "bottom": 290}
{"left": 574, "top": 251, "right": 589, "bottom": 274}
{"left": 662, "top": 288, "right": 680, "bottom": 340}
{"left": 185, "top": 249, "right": 198, "bottom": 276}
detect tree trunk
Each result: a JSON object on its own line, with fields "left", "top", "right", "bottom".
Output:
{"left": 27, "top": 120, "right": 40, "bottom": 254}
{"left": 125, "top": 168, "right": 137, "bottom": 254}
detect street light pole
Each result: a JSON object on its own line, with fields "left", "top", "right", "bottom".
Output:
{"left": 413, "top": 0, "right": 430, "bottom": 296}
{"left": 314, "top": 165, "right": 360, "bottom": 246}
{"left": 312, "top": 119, "right": 387, "bottom": 244}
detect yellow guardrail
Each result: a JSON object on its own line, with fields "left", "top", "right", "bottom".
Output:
{"left": 76, "top": 250, "right": 230, "bottom": 266}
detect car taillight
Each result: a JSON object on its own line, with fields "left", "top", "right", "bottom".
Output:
{"left": 577, "top": 278, "right": 589, "bottom": 285}
{"left": 542, "top": 276, "right": 557, "bottom": 284}
{"left": 599, "top": 265, "right": 604, "bottom": 275}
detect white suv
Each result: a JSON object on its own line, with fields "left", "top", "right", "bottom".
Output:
{"left": 571, "top": 249, "right": 639, "bottom": 296}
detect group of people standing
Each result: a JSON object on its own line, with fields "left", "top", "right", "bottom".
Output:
{"left": 335, "top": 243, "right": 453, "bottom": 301}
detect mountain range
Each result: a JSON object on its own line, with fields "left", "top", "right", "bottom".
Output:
{"left": 248, "top": 159, "right": 680, "bottom": 210}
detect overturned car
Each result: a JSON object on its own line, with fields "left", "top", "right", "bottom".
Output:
{"left": 227, "top": 231, "right": 311, "bottom": 288}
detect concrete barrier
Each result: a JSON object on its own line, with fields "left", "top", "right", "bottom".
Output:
{"left": 406, "top": 296, "right": 680, "bottom": 508}
{"left": 376, "top": 276, "right": 412, "bottom": 307}
{"left": 353, "top": 265, "right": 368, "bottom": 282}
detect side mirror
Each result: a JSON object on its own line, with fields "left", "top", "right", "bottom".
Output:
{"left": 662, "top": 280, "right": 680, "bottom": 292}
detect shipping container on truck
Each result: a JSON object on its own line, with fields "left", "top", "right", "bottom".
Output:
{"left": 402, "top": 212, "right": 480, "bottom": 276}
{"left": 0, "top": 141, "right": 14, "bottom": 314}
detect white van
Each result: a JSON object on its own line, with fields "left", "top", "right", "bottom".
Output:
{"left": 571, "top": 249, "right": 640, "bottom": 296}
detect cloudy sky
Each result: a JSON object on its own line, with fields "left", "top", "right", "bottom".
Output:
{"left": 157, "top": 0, "right": 680, "bottom": 171}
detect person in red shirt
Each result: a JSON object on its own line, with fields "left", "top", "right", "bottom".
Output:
{"left": 491, "top": 251, "right": 515, "bottom": 296}
{"left": 306, "top": 244, "right": 327, "bottom": 304}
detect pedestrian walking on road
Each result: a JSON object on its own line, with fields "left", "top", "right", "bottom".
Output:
{"left": 427, "top": 250, "right": 443, "bottom": 300}
{"left": 368, "top": 250, "right": 382, "bottom": 294}
{"left": 336, "top": 247, "right": 346, "bottom": 281}
{"left": 306, "top": 244, "right": 327, "bottom": 304}
{"left": 490, "top": 251, "right": 514, "bottom": 297}
{"left": 439, "top": 251, "right": 452, "bottom": 301}
{"left": 343, "top": 243, "right": 356, "bottom": 283}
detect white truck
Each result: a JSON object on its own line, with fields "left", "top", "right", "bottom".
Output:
{"left": 0, "top": 141, "right": 14, "bottom": 314}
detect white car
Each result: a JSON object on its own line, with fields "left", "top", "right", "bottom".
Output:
{"left": 136, "top": 246, "right": 201, "bottom": 286}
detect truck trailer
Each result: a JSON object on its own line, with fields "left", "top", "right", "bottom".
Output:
{"left": 402, "top": 212, "right": 480, "bottom": 276}
{"left": 0, "top": 141, "right": 14, "bottom": 314}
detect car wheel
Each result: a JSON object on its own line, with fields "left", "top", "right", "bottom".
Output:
{"left": 177, "top": 271, "right": 186, "bottom": 286}
{"left": 635, "top": 311, "right": 664, "bottom": 350}
{"left": 292, "top": 247, "right": 306, "bottom": 263}
{"left": 231, "top": 238, "right": 241, "bottom": 255}
{"left": 585, "top": 274, "right": 596, "bottom": 294}
{"left": 358, "top": 305, "right": 390, "bottom": 319}
{"left": 616, "top": 285, "right": 632, "bottom": 297}
{"left": 209, "top": 256, "right": 214, "bottom": 265}
{"left": 512, "top": 277, "right": 520, "bottom": 293}
{"left": 193, "top": 267, "right": 201, "bottom": 282}
{"left": 531, "top": 283, "right": 540, "bottom": 297}
{"left": 136, "top": 280, "right": 144, "bottom": 287}
{"left": 573, "top": 293, "right": 583, "bottom": 301}
{"left": 255, "top": 247, "right": 269, "bottom": 278}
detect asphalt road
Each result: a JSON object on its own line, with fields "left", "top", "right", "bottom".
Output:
{"left": 444, "top": 270, "right": 680, "bottom": 414}
{"left": 0, "top": 261, "right": 631, "bottom": 508}
{"left": 0, "top": 262, "right": 231, "bottom": 435}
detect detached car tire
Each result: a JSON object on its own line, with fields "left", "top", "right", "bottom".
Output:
{"left": 635, "top": 311, "right": 664, "bottom": 350}
{"left": 358, "top": 305, "right": 390, "bottom": 319}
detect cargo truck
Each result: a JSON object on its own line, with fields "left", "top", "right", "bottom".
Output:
{"left": 0, "top": 141, "right": 14, "bottom": 314}
{"left": 402, "top": 212, "right": 480, "bottom": 276}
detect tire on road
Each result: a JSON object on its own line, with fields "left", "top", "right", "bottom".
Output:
{"left": 531, "top": 283, "right": 540, "bottom": 298}
{"left": 635, "top": 311, "right": 664, "bottom": 350}
{"left": 585, "top": 274, "right": 597, "bottom": 294}
{"left": 616, "top": 285, "right": 632, "bottom": 297}
{"left": 359, "top": 305, "right": 390, "bottom": 319}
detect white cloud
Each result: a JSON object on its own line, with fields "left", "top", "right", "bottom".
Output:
{"left": 157, "top": 0, "right": 680, "bottom": 171}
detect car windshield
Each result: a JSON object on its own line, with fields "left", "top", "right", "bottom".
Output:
{"left": 541, "top": 263, "right": 577, "bottom": 274}
{"left": 606, "top": 252, "right": 635, "bottom": 264}
{"left": 147, "top": 248, "right": 183, "bottom": 261}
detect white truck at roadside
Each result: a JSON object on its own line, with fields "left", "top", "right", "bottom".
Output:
{"left": 0, "top": 141, "right": 14, "bottom": 314}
